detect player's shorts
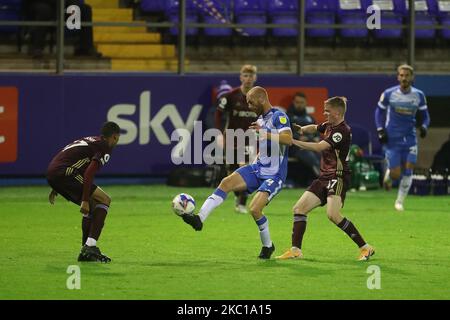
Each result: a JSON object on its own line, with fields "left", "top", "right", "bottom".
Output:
{"left": 306, "top": 174, "right": 351, "bottom": 207}
{"left": 385, "top": 144, "right": 417, "bottom": 169}
{"left": 385, "top": 136, "right": 418, "bottom": 169}
{"left": 236, "top": 164, "right": 283, "bottom": 203}
{"left": 46, "top": 169, "right": 98, "bottom": 206}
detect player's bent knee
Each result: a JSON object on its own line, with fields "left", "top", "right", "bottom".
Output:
{"left": 293, "top": 205, "right": 305, "bottom": 215}
{"left": 218, "top": 176, "right": 233, "bottom": 192}
{"left": 327, "top": 212, "right": 342, "bottom": 224}
{"left": 390, "top": 169, "right": 401, "bottom": 180}
{"left": 98, "top": 194, "right": 111, "bottom": 206}
{"left": 293, "top": 202, "right": 311, "bottom": 215}
{"left": 249, "top": 206, "right": 262, "bottom": 219}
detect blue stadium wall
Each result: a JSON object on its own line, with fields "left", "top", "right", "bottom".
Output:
{"left": 0, "top": 73, "right": 448, "bottom": 176}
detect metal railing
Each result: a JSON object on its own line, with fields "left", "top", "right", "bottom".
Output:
{"left": 0, "top": 0, "right": 448, "bottom": 75}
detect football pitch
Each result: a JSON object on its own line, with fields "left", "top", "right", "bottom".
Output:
{"left": 1, "top": 184, "right": 449, "bottom": 300}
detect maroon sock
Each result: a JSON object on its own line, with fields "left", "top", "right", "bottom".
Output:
{"left": 82, "top": 216, "right": 91, "bottom": 245}
{"left": 239, "top": 192, "right": 248, "bottom": 206}
{"left": 337, "top": 217, "right": 366, "bottom": 248}
{"left": 88, "top": 204, "right": 109, "bottom": 243}
{"left": 292, "top": 214, "right": 307, "bottom": 249}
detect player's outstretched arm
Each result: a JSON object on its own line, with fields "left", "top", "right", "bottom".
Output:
{"left": 293, "top": 124, "right": 318, "bottom": 136}
{"left": 292, "top": 139, "right": 331, "bottom": 152}
{"left": 275, "top": 130, "right": 293, "bottom": 146}
{"left": 250, "top": 123, "right": 293, "bottom": 146}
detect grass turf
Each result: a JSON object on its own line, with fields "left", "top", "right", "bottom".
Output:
{"left": 0, "top": 185, "right": 449, "bottom": 300}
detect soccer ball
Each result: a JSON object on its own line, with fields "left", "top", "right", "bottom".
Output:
{"left": 172, "top": 193, "right": 196, "bottom": 216}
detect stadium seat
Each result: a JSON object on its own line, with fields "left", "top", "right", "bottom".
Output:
{"left": 0, "top": 0, "right": 21, "bottom": 33}
{"left": 336, "top": 0, "right": 371, "bottom": 39}
{"left": 434, "top": 0, "right": 450, "bottom": 39}
{"left": 305, "top": 0, "right": 337, "bottom": 38}
{"left": 140, "top": 0, "right": 166, "bottom": 13}
{"left": 395, "top": 0, "right": 437, "bottom": 39}
{"left": 371, "top": 0, "right": 404, "bottom": 39}
{"left": 198, "top": 0, "right": 232, "bottom": 37}
{"left": 350, "top": 124, "right": 385, "bottom": 167}
{"left": 165, "top": 0, "right": 199, "bottom": 36}
{"left": 234, "top": 0, "right": 267, "bottom": 37}
{"left": 267, "top": 0, "right": 299, "bottom": 37}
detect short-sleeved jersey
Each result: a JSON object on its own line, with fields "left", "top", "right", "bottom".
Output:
{"left": 47, "top": 136, "right": 113, "bottom": 177}
{"left": 254, "top": 108, "right": 292, "bottom": 181}
{"left": 217, "top": 87, "right": 258, "bottom": 130}
{"left": 378, "top": 85, "right": 428, "bottom": 139}
{"left": 317, "top": 121, "right": 351, "bottom": 179}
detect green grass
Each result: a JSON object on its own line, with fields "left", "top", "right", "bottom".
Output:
{"left": 0, "top": 185, "right": 449, "bottom": 300}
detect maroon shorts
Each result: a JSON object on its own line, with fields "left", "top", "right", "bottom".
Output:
{"left": 306, "top": 175, "right": 351, "bottom": 207}
{"left": 46, "top": 170, "right": 97, "bottom": 206}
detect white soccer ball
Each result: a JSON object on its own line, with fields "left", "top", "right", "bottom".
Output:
{"left": 172, "top": 193, "right": 196, "bottom": 216}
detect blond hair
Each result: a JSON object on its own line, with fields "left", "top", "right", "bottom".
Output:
{"left": 397, "top": 64, "right": 414, "bottom": 75}
{"left": 240, "top": 64, "right": 257, "bottom": 74}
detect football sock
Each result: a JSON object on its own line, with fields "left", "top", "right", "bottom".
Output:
{"left": 233, "top": 191, "right": 240, "bottom": 203}
{"left": 397, "top": 174, "right": 413, "bottom": 204}
{"left": 82, "top": 216, "right": 92, "bottom": 245}
{"left": 336, "top": 217, "right": 367, "bottom": 248}
{"left": 292, "top": 214, "right": 307, "bottom": 249}
{"left": 238, "top": 191, "right": 248, "bottom": 206}
{"left": 85, "top": 237, "right": 96, "bottom": 247}
{"left": 198, "top": 188, "right": 227, "bottom": 222}
{"left": 256, "top": 215, "right": 272, "bottom": 248}
{"left": 88, "top": 204, "right": 109, "bottom": 243}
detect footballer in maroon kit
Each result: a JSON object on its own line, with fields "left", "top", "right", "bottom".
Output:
{"left": 276, "top": 97, "right": 375, "bottom": 261}
{"left": 46, "top": 121, "right": 120, "bottom": 263}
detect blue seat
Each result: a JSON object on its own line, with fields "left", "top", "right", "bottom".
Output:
{"left": 350, "top": 124, "right": 385, "bottom": 166}
{"left": 267, "top": 0, "right": 299, "bottom": 37}
{"left": 336, "top": 0, "right": 371, "bottom": 39}
{"left": 305, "top": 0, "right": 337, "bottom": 38}
{"left": 234, "top": 0, "right": 267, "bottom": 37}
{"left": 370, "top": 0, "right": 404, "bottom": 39}
{"left": 395, "top": 0, "right": 437, "bottom": 39}
{"left": 199, "top": 0, "right": 232, "bottom": 37}
{"left": 0, "top": 0, "right": 21, "bottom": 33}
{"left": 165, "top": 0, "right": 199, "bottom": 36}
{"left": 434, "top": 0, "right": 450, "bottom": 39}
{"left": 140, "top": 0, "right": 166, "bottom": 13}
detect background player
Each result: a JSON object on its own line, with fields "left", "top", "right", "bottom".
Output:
{"left": 182, "top": 86, "right": 293, "bottom": 259}
{"left": 215, "top": 64, "right": 258, "bottom": 214}
{"left": 375, "top": 64, "right": 431, "bottom": 211}
{"left": 46, "top": 121, "right": 120, "bottom": 262}
{"left": 276, "top": 97, "right": 374, "bottom": 261}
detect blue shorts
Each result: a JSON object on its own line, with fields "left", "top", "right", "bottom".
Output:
{"left": 236, "top": 164, "right": 283, "bottom": 202}
{"left": 385, "top": 137, "right": 418, "bottom": 169}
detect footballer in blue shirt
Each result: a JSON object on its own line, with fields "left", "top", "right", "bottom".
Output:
{"left": 181, "top": 86, "right": 293, "bottom": 260}
{"left": 375, "top": 64, "right": 431, "bottom": 211}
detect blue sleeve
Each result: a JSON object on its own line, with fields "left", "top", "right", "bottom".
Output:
{"left": 418, "top": 91, "right": 428, "bottom": 110}
{"left": 375, "top": 106, "right": 386, "bottom": 130}
{"left": 418, "top": 109, "right": 430, "bottom": 129}
{"left": 272, "top": 111, "right": 291, "bottom": 132}
{"left": 377, "top": 90, "right": 389, "bottom": 110}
